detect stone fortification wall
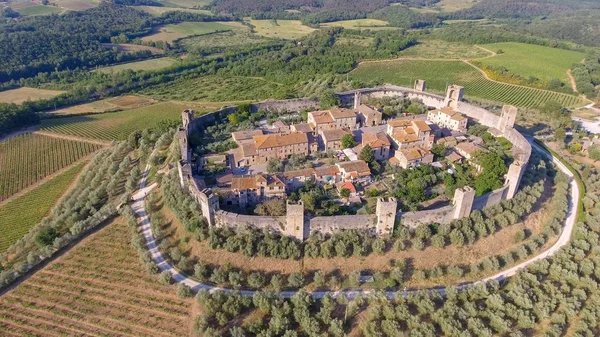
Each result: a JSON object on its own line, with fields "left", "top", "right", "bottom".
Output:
{"left": 214, "top": 211, "right": 286, "bottom": 232}
{"left": 473, "top": 186, "right": 509, "bottom": 211}
{"left": 399, "top": 205, "right": 454, "bottom": 228}
{"left": 309, "top": 215, "right": 378, "bottom": 235}
{"left": 177, "top": 84, "right": 534, "bottom": 237}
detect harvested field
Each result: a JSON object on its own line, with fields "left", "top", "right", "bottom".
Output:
{"left": 15, "top": 5, "right": 61, "bottom": 16}
{"left": 321, "top": 19, "right": 389, "bottom": 29}
{"left": 51, "top": 95, "right": 157, "bottom": 115}
{"left": 0, "top": 87, "right": 65, "bottom": 104}
{"left": 95, "top": 57, "right": 178, "bottom": 74}
{"left": 134, "top": 5, "right": 212, "bottom": 16}
{"left": 142, "top": 21, "right": 245, "bottom": 43}
{"left": 53, "top": 0, "right": 98, "bottom": 10}
{"left": 102, "top": 43, "right": 165, "bottom": 54}
{"left": 0, "top": 218, "right": 193, "bottom": 336}
{"left": 0, "top": 163, "right": 84, "bottom": 254}
{"left": 249, "top": 19, "right": 316, "bottom": 40}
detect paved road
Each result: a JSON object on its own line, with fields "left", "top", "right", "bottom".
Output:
{"left": 132, "top": 140, "right": 579, "bottom": 298}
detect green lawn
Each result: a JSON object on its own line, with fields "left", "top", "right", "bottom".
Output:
{"left": 476, "top": 42, "right": 586, "bottom": 84}
{"left": 0, "top": 163, "right": 84, "bottom": 254}
{"left": 179, "top": 30, "right": 273, "bottom": 52}
{"left": 398, "top": 40, "right": 493, "bottom": 59}
{"left": 142, "top": 21, "right": 246, "bottom": 43}
{"left": 321, "top": 19, "right": 389, "bottom": 29}
{"left": 350, "top": 59, "right": 584, "bottom": 108}
{"left": 95, "top": 57, "right": 178, "bottom": 73}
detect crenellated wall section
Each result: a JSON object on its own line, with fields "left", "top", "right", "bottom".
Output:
{"left": 176, "top": 83, "right": 533, "bottom": 237}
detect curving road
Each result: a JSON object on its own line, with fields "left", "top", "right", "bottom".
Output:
{"left": 131, "top": 140, "right": 579, "bottom": 298}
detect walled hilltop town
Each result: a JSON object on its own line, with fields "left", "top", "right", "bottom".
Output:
{"left": 176, "top": 81, "right": 532, "bottom": 241}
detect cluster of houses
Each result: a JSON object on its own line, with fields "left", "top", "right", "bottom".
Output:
{"left": 212, "top": 101, "right": 480, "bottom": 208}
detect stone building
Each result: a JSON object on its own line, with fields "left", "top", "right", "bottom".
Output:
{"left": 356, "top": 104, "right": 382, "bottom": 127}
{"left": 358, "top": 132, "right": 391, "bottom": 160}
{"left": 387, "top": 119, "right": 432, "bottom": 150}
{"left": 308, "top": 108, "right": 357, "bottom": 133}
{"left": 229, "top": 174, "right": 286, "bottom": 207}
{"left": 392, "top": 147, "right": 434, "bottom": 169}
{"left": 235, "top": 132, "right": 312, "bottom": 166}
{"left": 336, "top": 160, "right": 372, "bottom": 183}
{"left": 319, "top": 128, "right": 353, "bottom": 151}
{"left": 427, "top": 107, "right": 468, "bottom": 132}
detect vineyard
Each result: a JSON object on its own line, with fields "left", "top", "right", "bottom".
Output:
{"left": 41, "top": 102, "right": 216, "bottom": 141}
{"left": 0, "top": 163, "right": 83, "bottom": 254}
{"left": 0, "top": 219, "right": 193, "bottom": 336}
{"left": 0, "top": 133, "right": 102, "bottom": 201}
{"left": 350, "top": 60, "right": 585, "bottom": 108}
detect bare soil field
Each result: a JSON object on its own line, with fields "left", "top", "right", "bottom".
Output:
{"left": 51, "top": 95, "right": 157, "bottom": 115}
{"left": 102, "top": 43, "right": 165, "bottom": 54}
{"left": 0, "top": 218, "right": 193, "bottom": 337}
{"left": 0, "top": 87, "right": 65, "bottom": 104}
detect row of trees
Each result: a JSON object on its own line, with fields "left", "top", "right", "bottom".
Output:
{"left": 0, "top": 143, "right": 132, "bottom": 289}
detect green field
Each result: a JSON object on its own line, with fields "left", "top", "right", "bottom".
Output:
{"left": 41, "top": 101, "right": 219, "bottom": 141}
{"left": 16, "top": 5, "right": 62, "bottom": 16}
{"left": 398, "top": 40, "right": 493, "bottom": 59}
{"left": 0, "top": 163, "right": 84, "bottom": 254}
{"left": 350, "top": 59, "right": 585, "bottom": 108}
{"left": 321, "top": 19, "right": 389, "bottom": 29}
{"left": 95, "top": 57, "right": 178, "bottom": 74}
{"left": 249, "top": 20, "right": 316, "bottom": 40}
{"left": 142, "top": 21, "right": 245, "bottom": 43}
{"left": 476, "top": 42, "right": 586, "bottom": 83}
{"left": 0, "top": 133, "right": 102, "bottom": 201}
{"left": 140, "top": 76, "right": 281, "bottom": 102}
{"left": 134, "top": 5, "right": 212, "bottom": 16}
{"left": 179, "top": 30, "right": 273, "bottom": 52}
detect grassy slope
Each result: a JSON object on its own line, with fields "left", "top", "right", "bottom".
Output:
{"left": 0, "top": 163, "right": 84, "bottom": 253}
{"left": 95, "top": 57, "right": 178, "bottom": 74}
{"left": 249, "top": 19, "right": 316, "bottom": 40}
{"left": 350, "top": 59, "right": 584, "bottom": 108}
{"left": 476, "top": 42, "right": 586, "bottom": 83}
{"left": 142, "top": 21, "right": 245, "bottom": 43}
{"left": 16, "top": 5, "right": 62, "bottom": 16}
{"left": 0, "top": 87, "right": 65, "bottom": 104}
{"left": 41, "top": 101, "right": 223, "bottom": 141}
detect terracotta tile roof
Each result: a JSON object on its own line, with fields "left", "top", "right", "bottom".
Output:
{"left": 241, "top": 142, "right": 257, "bottom": 156}
{"left": 314, "top": 165, "right": 339, "bottom": 176}
{"left": 265, "top": 174, "right": 285, "bottom": 187}
{"left": 310, "top": 111, "right": 335, "bottom": 124}
{"left": 362, "top": 132, "right": 391, "bottom": 148}
{"left": 329, "top": 108, "right": 357, "bottom": 119}
{"left": 388, "top": 119, "right": 413, "bottom": 128}
{"left": 283, "top": 168, "right": 315, "bottom": 179}
{"left": 337, "top": 160, "right": 371, "bottom": 177}
{"left": 253, "top": 132, "right": 308, "bottom": 150}
{"left": 400, "top": 147, "right": 431, "bottom": 161}
{"left": 291, "top": 123, "right": 313, "bottom": 133}
{"left": 356, "top": 104, "right": 380, "bottom": 118}
{"left": 232, "top": 176, "right": 258, "bottom": 190}
{"left": 273, "top": 120, "right": 288, "bottom": 128}
{"left": 337, "top": 181, "right": 356, "bottom": 194}
{"left": 389, "top": 157, "right": 400, "bottom": 165}
{"left": 445, "top": 151, "right": 464, "bottom": 162}
{"left": 392, "top": 129, "right": 418, "bottom": 143}
{"left": 451, "top": 114, "right": 466, "bottom": 121}
{"left": 439, "top": 107, "right": 460, "bottom": 116}
{"left": 232, "top": 130, "right": 263, "bottom": 142}
{"left": 320, "top": 128, "right": 352, "bottom": 142}
{"left": 412, "top": 120, "right": 431, "bottom": 132}
{"left": 455, "top": 142, "right": 487, "bottom": 155}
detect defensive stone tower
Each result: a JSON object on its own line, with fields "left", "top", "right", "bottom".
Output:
{"left": 376, "top": 198, "right": 397, "bottom": 236}
{"left": 353, "top": 91, "right": 362, "bottom": 109}
{"left": 453, "top": 186, "right": 475, "bottom": 219}
{"left": 505, "top": 161, "right": 526, "bottom": 199}
{"left": 181, "top": 109, "right": 194, "bottom": 135}
{"left": 498, "top": 105, "right": 518, "bottom": 133}
{"left": 414, "top": 79, "right": 427, "bottom": 92}
{"left": 444, "top": 85, "right": 464, "bottom": 109}
{"left": 177, "top": 161, "right": 192, "bottom": 191}
{"left": 199, "top": 189, "right": 219, "bottom": 227}
{"left": 177, "top": 129, "right": 191, "bottom": 163}
{"left": 285, "top": 200, "right": 305, "bottom": 240}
